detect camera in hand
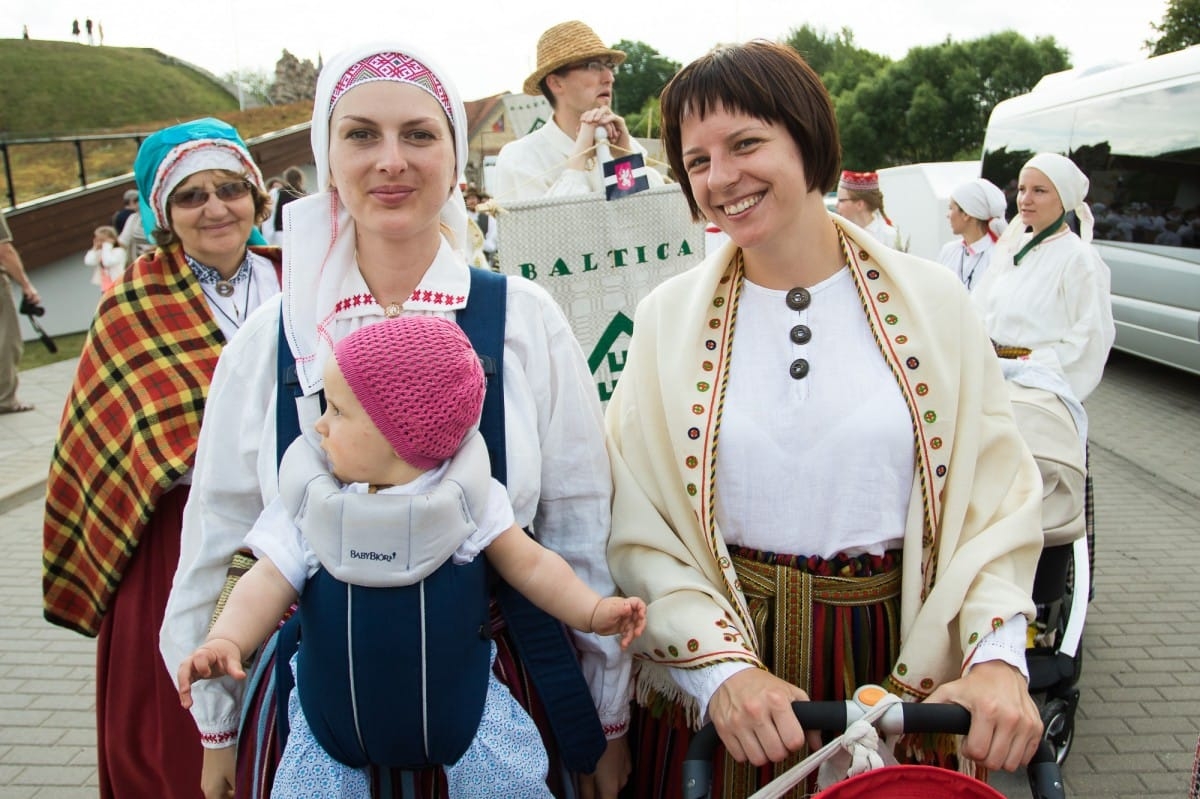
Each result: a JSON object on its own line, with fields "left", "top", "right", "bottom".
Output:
{"left": 19, "top": 297, "right": 45, "bottom": 316}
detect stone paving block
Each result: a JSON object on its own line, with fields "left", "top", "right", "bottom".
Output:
{"left": 1109, "top": 732, "right": 1189, "bottom": 754}
{"left": 1092, "top": 685, "right": 1163, "bottom": 702}
{"left": 1112, "top": 670, "right": 1181, "bottom": 687}
{"left": 1074, "top": 700, "right": 1149, "bottom": 719}
{"left": 7, "top": 766, "right": 93, "bottom": 786}
{"left": 32, "top": 789, "right": 98, "bottom": 799}
{"left": 0, "top": 745, "right": 82, "bottom": 766}
{"left": 1062, "top": 771, "right": 1148, "bottom": 796}
{"left": 28, "top": 694, "right": 92, "bottom": 712}
{"left": 0, "top": 729, "right": 59, "bottom": 747}
{"left": 1064, "top": 733, "right": 1115, "bottom": 755}
{"left": 1127, "top": 716, "right": 1199, "bottom": 734}
{"left": 40, "top": 711, "right": 93, "bottom": 730}
{"left": 1141, "top": 771, "right": 1190, "bottom": 794}
{"left": 53, "top": 730, "right": 94, "bottom": 748}
{"left": 0, "top": 709, "right": 53, "bottom": 727}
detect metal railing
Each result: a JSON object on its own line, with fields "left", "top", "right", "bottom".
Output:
{"left": 0, "top": 131, "right": 152, "bottom": 208}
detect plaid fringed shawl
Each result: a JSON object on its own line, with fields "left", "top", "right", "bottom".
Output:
{"left": 42, "top": 244, "right": 282, "bottom": 636}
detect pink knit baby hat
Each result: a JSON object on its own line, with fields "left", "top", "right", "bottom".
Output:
{"left": 333, "top": 316, "right": 486, "bottom": 470}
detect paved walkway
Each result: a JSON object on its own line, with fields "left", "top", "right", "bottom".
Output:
{"left": 1, "top": 352, "right": 1198, "bottom": 797}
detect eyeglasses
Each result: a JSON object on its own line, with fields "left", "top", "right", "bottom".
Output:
{"left": 169, "top": 180, "right": 253, "bottom": 209}
{"left": 836, "top": 196, "right": 853, "bottom": 204}
{"left": 565, "top": 59, "right": 618, "bottom": 74}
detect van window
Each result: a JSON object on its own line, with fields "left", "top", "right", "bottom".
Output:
{"left": 982, "top": 81, "right": 1200, "bottom": 249}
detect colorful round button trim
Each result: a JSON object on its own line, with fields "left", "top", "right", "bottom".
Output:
{"left": 692, "top": 404, "right": 704, "bottom": 415}
{"left": 859, "top": 249, "right": 870, "bottom": 260}
{"left": 706, "top": 340, "right": 717, "bottom": 351}
{"left": 877, "top": 292, "right": 890, "bottom": 302}
{"left": 930, "top": 437, "right": 943, "bottom": 450}
{"left": 687, "top": 484, "right": 697, "bottom": 496}
{"left": 920, "top": 678, "right": 935, "bottom": 690}
{"left": 924, "top": 410, "right": 937, "bottom": 423}
{"left": 708, "top": 319, "right": 721, "bottom": 329}
{"left": 895, "top": 335, "right": 908, "bottom": 344}
{"left": 702, "top": 361, "right": 714, "bottom": 371}
{"left": 697, "top": 381, "right": 710, "bottom": 392}
{"left": 896, "top": 663, "right": 908, "bottom": 676}
{"left": 992, "top": 617, "right": 1004, "bottom": 631}
{"left": 968, "top": 631, "right": 979, "bottom": 645}
{"left": 885, "top": 314, "right": 898, "bottom": 325}
{"left": 936, "top": 465, "right": 947, "bottom": 477}
{"left": 713, "top": 297, "right": 725, "bottom": 307}
{"left": 688, "top": 428, "right": 700, "bottom": 440}
{"left": 915, "top": 383, "right": 929, "bottom": 396}
{"left": 686, "top": 456, "right": 699, "bottom": 468}
{"left": 906, "top": 357, "right": 920, "bottom": 369}
{"left": 866, "top": 269, "right": 880, "bottom": 280}
{"left": 668, "top": 645, "right": 679, "bottom": 657}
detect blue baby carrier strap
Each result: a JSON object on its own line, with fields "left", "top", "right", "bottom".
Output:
{"left": 456, "top": 268, "right": 607, "bottom": 775}
{"left": 270, "top": 269, "right": 605, "bottom": 773}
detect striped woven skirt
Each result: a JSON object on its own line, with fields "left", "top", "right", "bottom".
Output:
{"left": 626, "top": 547, "right": 903, "bottom": 799}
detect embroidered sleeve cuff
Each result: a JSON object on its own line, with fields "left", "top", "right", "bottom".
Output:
{"left": 965, "top": 612, "right": 1029, "bottom": 681}
{"left": 198, "top": 728, "right": 238, "bottom": 749}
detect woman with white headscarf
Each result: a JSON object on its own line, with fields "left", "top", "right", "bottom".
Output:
{"left": 937, "top": 178, "right": 1008, "bottom": 290}
{"left": 161, "top": 42, "right": 631, "bottom": 799}
{"left": 972, "top": 152, "right": 1114, "bottom": 547}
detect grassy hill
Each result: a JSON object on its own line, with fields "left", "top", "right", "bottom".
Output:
{"left": 0, "top": 39, "right": 312, "bottom": 202}
{"left": 0, "top": 39, "right": 240, "bottom": 136}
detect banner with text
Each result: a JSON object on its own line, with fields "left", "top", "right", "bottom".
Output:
{"left": 498, "top": 185, "right": 706, "bottom": 403}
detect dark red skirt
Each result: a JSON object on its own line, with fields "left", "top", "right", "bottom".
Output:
{"left": 96, "top": 486, "right": 204, "bottom": 799}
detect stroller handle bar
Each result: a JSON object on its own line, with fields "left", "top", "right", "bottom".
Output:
{"left": 681, "top": 687, "right": 1065, "bottom": 799}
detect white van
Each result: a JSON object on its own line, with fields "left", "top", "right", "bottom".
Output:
{"left": 981, "top": 45, "right": 1200, "bottom": 377}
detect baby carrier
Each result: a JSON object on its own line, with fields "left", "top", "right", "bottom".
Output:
{"left": 279, "top": 434, "right": 494, "bottom": 768}
{"left": 267, "top": 267, "right": 606, "bottom": 773}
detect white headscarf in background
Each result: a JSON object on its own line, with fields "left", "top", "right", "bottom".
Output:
{"left": 281, "top": 41, "right": 472, "bottom": 394}
{"left": 951, "top": 178, "right": 1008, "bottom": 241}
{"left": 1023, "top": 153, "right": 1095, "bottom": 243}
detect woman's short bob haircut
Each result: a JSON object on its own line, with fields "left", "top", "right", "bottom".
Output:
{"left": 660, "top": 40, "right": 842, "bottom": 222}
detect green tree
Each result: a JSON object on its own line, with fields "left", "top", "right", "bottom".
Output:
{"left": 611, "top": 40, "right": 680, "bottom": 118}
{"left": 785, "top": 25, "right": 890, "bottom": 96}
{"left": 835, "top": 32, "right": 1069, "bottom": 169}
{"left": 1147, "top": 0, "right": 1200, "bottom": 55}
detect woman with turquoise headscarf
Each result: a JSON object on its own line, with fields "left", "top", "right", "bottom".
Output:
{"left": 43, "top": 118, "right": 281, "bottom": 799}
{"left": 161, "top": 41, "right": 631, "bottom": 799}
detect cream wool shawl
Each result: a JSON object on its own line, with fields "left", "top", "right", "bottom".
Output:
{"left": 606, "top": 218, "right": 1043, "bottom": 725}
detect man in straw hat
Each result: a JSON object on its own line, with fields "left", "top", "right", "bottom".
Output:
{"left": 493, "top": 20, "right": 664, "bottom": 202}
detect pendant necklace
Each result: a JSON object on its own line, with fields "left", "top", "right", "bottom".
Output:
{"left": 187, "top": 251, "right": 254, "bottom": 329}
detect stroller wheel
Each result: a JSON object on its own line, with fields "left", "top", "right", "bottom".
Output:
{"left": 1041, "top": 697, "right": 1076, "bottom": 765}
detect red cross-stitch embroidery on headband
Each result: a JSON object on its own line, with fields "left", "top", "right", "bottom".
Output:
{"left": 329, "top": 52, "right": 453, "bottom": 121}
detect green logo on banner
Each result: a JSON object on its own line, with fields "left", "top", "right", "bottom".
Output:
{"left": 590, "top": 312, "right": 634, "bottom": 402}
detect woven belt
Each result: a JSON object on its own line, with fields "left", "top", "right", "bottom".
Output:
{"left": 732, "top": 554, "right": 901, "bottom": 695}
{"left": 993, "top": 343, "right": 1033, "bottom": 359}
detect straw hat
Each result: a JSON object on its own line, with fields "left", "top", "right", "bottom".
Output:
{"left": 522, "top": 21, "right": 626, "bottom": 96}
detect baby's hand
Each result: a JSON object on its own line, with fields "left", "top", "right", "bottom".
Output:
{"left": 590, "top": 596, "right": 647, "bottom": 649}
{"left": 177, "top": 638, "right": 245, "bottom": 709}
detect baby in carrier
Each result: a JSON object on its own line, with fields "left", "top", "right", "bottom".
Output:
{"left": 176, "top": 316, "right": 646, "bottom": 798}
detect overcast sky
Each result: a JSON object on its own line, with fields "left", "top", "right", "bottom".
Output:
{"left": 5, "top": 0, "right": 1170, "bottom": 101}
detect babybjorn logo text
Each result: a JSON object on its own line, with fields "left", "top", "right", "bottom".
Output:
{"left": 349, "top": 550, "right": 396, "bottom": 562}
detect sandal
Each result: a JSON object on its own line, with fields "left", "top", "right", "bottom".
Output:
{"left": 0, "top": 402, "right": 34, "bottom": 414}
